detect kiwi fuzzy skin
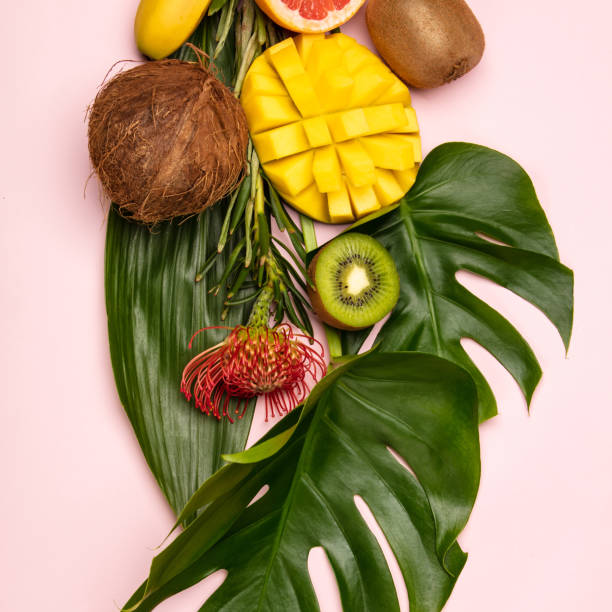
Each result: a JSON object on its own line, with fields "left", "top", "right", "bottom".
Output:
{"left": 307, "top": 252, "right": 364, "bottom": 331}
{"left": 366, "top": 0, "right": 485, "bottom": 89}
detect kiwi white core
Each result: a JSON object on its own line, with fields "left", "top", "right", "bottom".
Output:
{"left": 345, "top": 264, "right": 371, "bottom": 296}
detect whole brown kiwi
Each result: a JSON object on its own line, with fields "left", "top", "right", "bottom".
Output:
{"left": 366, "top": 0, "right": 485, "bottom": 89}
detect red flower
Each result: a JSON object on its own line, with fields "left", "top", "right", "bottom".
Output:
{"left": 181, "top": 324, "right": 327, "bottom": 422}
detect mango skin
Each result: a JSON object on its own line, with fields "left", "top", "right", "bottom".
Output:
{"left": 135, "top": 0, "right": 212, "bottom": 60}
{"left": 366, "top": 0, "right": 485, "bottom": 89}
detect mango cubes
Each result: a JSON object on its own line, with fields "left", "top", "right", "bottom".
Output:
{"left": 241, "top": 33, "right": 421, "bottom": 223}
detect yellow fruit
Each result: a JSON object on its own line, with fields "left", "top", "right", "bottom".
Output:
{"left": 134, "top": 0, "right": 212, "bottom": 60}
{"left": 241, "top": 33, "right": 422, "bottom": 223}
{"left": 265, "top": 152, "right": 314, "bottom": 196}
{"left": 327, "top": 187, "right": 353, "bottom": 223}
{"left": 313, "top": 146, "right": 343, "bottom": 193}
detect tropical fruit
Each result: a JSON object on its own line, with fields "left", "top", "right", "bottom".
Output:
{"left": 307, "top": 233, "right": 400, "bottom": 330}
{"left": 366, "top": 0, "right": 485, "bottom": 88}
{"left": 241, "top": 33, "right": 421, "bottom": 223}
{"left": 88, "top": 60, "right": 248, "bottom": 223}
{"left": 254, "top": 0, "right": 366, "bottom": 33}
{"left": 134, "top": 0, "right": 213, "bottom": 60}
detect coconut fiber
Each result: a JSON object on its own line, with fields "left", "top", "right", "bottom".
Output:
{"left": 88, "top": 59, "right": 248, "bottom": 223}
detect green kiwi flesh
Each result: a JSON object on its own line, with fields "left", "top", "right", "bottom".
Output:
{"left": 366, "top": 0, "right": 485, "bottom": 89}
{"left": 308, "top": 233, "right": 400, "bottom": 331}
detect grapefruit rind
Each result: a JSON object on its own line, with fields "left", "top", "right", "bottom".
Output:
{"left": 241, "top": 33, "right": 421, "bottom": 223}
{"left": 254, "top": 0, "right": 365, "bottom": 34}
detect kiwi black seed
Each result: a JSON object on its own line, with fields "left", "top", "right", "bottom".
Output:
{"left": 307, "top": 233, "right": 400, "bottom": 331}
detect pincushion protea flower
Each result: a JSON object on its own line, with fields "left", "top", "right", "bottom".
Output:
{"left": 181, "top": 323, "right": 326, "bottom": 422}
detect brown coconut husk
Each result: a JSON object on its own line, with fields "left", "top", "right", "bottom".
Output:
{"left": 87, "top": 57, "right": 248, "bottom": 224}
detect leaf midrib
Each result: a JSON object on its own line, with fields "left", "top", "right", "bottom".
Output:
{"left": 247, "top": 384, "right": 439, "bottom": 611}
{"left": 252, "top": 379, "right": 425, "bottom": 611}
{"left": 318, "top": 413, "right": 436, "bottom": 604}
{"left": 337, "top": 381, "right": 438, "bottom": 456}
{"left": 254, "top": 393, "right": 330, "bottom": 612}
{"left": 400, "top": 201, "right": 443, "bottom": 354}
{"left": 321, "top": 410, "right": 428, "bottom": 528}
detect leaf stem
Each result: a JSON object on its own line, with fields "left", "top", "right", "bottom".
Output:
{"left": 229, "top": 175, "right": 251, "bottom": 235}
{"left": 298, "top": 214, "right": 343, "bottom": 362}
{"left": 324, "top": 328, "right": 343, "bottom": 362}
{"left": 300, "top": 215, "right": 317, "bottom": 253}
{"left": 247, "top": 285, "right": 274, "bottom": 327}
{"left": 214, "top": 0, "right": 237, "bottom": 58}
{"left": 217, "top": 188, "right": 240, "bottom": 253}
{"left": 234, "top": 32, "right": 259, "bottom": 95}
{"left": 244, "top": 198, "right": 254, "bottom": 267}
{"left": 195, "top": 250, "right": 218, "bottom": 282}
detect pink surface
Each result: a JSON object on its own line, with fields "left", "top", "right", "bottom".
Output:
{"left": 1, "top": 1, "right": 611, "bottom": 610}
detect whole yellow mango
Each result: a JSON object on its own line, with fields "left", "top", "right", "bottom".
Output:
{"left": 241, "top": 33, "right": 422, "bottom": 223}
{"left": 134, "top": 0, "right": 212, "bottom": 60}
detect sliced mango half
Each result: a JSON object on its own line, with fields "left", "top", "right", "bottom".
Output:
{"left": 241, "top": 33, "right": 422, "bottom": 223}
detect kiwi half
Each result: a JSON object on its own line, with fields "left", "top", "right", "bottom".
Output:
{"left": 308, "top": 233, "right": 400, "bottom": 331}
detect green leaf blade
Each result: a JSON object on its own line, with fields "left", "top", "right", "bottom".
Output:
{"left": 340, "top": 143, "right": 574, "bottom": 420}
{"left": 406, "top": 142, "right": 560, "bottom": 259}
{"left": 105, "top": 205, "right": 255, "bottom": 517}
{"left": 124, "top": 353, "right": 481, "bottom": 612}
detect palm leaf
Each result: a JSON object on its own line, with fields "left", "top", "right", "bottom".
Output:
{"left": 122, "top": 352, "right": 480, "bottom": 612}
{"left": 105, "top": 206, "right": 255, "bottom": 516}
{"left": 339, "top": 143, "right": 574, "bottom": 421}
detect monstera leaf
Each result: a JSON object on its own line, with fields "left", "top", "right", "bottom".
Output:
{"left": 122, "top": 352, "right": 480, "bottom": 612}
{"left": 340, "top": 143, "right": 574, "bottom": 421}
{"left": 105, "top": 206, "right": 255, "bottom": 515}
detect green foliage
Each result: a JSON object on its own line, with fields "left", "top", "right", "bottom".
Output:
{"left": 108, "top": 137, "right": 574, "bottom": 610}
{"left": 106, "top": 6, "right": 574, "bottom": 607}
{"left": 105, "top": 206, "right": 255, "bottom": 516}
{"left": 340, "top": 143, "right": 574, "bottom": 421}
{"left": 103, "top": 10, "right": 287, "bottom": 516}
{"left": 122, "top": 353, "right": 480, "bottom": 612}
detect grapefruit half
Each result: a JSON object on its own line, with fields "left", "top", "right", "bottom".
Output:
{"left": 255, "top": 0, "right": 366, "bottom": 33}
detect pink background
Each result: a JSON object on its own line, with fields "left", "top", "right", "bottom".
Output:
{"left": 2, "top": 1, "right": 611, "bottom": 610}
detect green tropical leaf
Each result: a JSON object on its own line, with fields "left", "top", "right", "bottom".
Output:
{"left": 220, "top": 348, "right": 372, "bottom": 466}
{"left": 207, "top": 0, "right": 230, "bottom": 16}
{"left": 339, "top": 143, "right": 574, "bottom": 421}
{"left": 122, "top": 352, "right": 480, "bottom": 612}
{"left": 105, "top": 206, "right": 255, "bottom": 516}
{"left": 102, "top": 11, "right": 256, "bottom": 517}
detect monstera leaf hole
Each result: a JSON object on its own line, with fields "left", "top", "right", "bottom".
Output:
{"left": 387, "top": 445, "right": 418, "bottom": 479}
{"left": 337, "top": 143, "right": 574, "bottom": 422}
{"left": 197, "top": 570, "right": 227, "bottom": 608}
{"left": 247, "top": 484, "right": 270, "bottom": 508}
{"left": 152, "top": 569, "right": 228, "bottom": 610}
{"left": 308, "top": 547, "right": 342, "bottom": 611}
{"left": 455, "top": 267, "right": 568, "bottom": 410}
{"left": 473, "top": 231, "right": 513, "bottom": 248}
{"left": 354, "top": 495, "right": 411, "bottom": 611}
{"left": 455, "top": 269, "right": 569, "bottom": 355}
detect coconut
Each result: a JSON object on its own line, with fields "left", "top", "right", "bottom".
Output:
{"left": 88, "top": 58, "right": 248, "bottom": 223}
